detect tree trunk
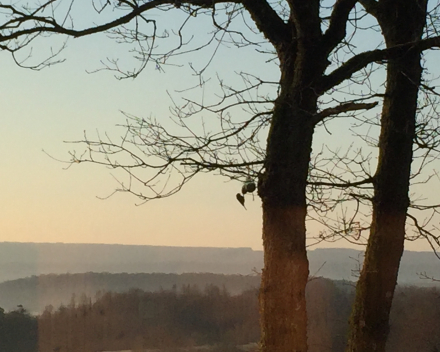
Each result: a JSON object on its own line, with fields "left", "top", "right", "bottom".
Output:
{"left": 255, "top": 3, "right": 343, "bottom": 350}
{"left": 260, "top": 205, "right": 309, "bottom": 351}
{"left": 347, "top": 1, "right": 427, "bottom": 351}
{"left": 259, "top": 77, "right": 317, "bottom": 352}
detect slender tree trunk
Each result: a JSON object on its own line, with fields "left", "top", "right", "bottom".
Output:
{"left": 347, "top": 1, "right": 427, "bottom": 351}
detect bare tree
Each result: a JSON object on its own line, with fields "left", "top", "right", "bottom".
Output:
{"left": 2, "top": 1, "right": 440, "bottom": 351}
{"left": 346, "top": 1, "right": 429, "bottom": 351}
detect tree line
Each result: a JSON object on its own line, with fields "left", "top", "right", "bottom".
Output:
{"left": 0, "top": 306, "right": 38, "bottom": 352}
{"left": 2, "top": 1, "right": 440, "bottom": 351}
{"left": 2, "top": 280, "right": 440, "bottom": 352}
{"left": 0, "top": 272, "right": 261, "bottom": 313}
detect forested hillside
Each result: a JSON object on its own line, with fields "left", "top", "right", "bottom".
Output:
{"left": 0, "top": 242, "right": 262, "bottom": 283}
{"left": 0, "top": 272, "right": 260, "bottom": 313}
{"left": 2, "top": 279, "right": 439, "bottom": 352}
{"left": 1, "top": 242, "right": 438, "bottom": 285}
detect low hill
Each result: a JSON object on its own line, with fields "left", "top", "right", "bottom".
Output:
{"left": 0, "top": 242, "right": 438, "bottom": 313}
{"left": 0, "top": 272, "right": 261, "bottom": 313}
{"left": 0, "top": 242, "right": 438, "bottom": 285}
{"left": 0, "top": 242, "right": 262, "bottom": 283}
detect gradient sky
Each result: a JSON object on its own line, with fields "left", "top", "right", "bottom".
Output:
{"left": 1, "top": 5, "right": 439, "bottom": 252}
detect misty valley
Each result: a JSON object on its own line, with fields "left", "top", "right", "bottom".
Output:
{"left": 0, "top": 242, "right": 440, "bottom": 352}
{"left": 1, "top": 243, "right": 439, "bottom": 352}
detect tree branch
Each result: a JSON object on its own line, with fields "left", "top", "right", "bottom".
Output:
{"left": 308, "top": 176, "right": 374, "bottom": 188}
{"left": 317, "top": 35, "right": 440, "bottom": 94}
{"left": 358, "top": 0, "right": 379, "bottom": 18}
{"left": 312, "top": 101, "right": 378, "bottom": 125}
{"left": 322, "top": 0, "right": 357, "bottom": 55}
{"left": 288, "top": 0, "right": 321, "bottom": 41}
{"left": 0, "top": 0, "right": 239, "bottom": 41}
{"left": 241, "top": 0, "right": 290, "bottom": 49}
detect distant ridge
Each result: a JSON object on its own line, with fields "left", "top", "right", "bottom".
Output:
{"left": 0, "top": 242, "right": 438, "bottom": 285}
{"left": 0, "top": 242, "right": 262, "bottom": 283}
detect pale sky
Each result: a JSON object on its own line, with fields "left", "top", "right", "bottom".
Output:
{"left": 1, "top": 4, "right": 439, "bottom": 252}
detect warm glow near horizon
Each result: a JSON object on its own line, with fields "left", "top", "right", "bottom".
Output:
{"left": 1, "top": 11, "right": 439, "bottom": 254}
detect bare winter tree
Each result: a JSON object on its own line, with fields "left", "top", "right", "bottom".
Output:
{"left": 343, "top": 1, "right": 430, "bottom": 351}
{"left": 2, "top": 1, "right": 440, "bottom": 351}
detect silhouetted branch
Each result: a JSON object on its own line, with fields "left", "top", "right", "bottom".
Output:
{"left": 312, "top": 101, "right": 378, "bottom": 125}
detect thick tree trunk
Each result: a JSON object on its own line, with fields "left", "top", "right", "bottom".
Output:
{"left": 260, "top": 205, "right": 309, "bottom": 351}
{"left": 255, "top": 3, "right": 339, "bottom": 350}
{"left": 259, "top": 84, "right": 317, "bottom": 351}
{"left": 347, "top": 2, "right": 427, "bottom": 351}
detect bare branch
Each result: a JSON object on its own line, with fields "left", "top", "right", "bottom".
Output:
{"left": 317, "top": 36, "right": 440, "bottom": 94}
{"left": 312, "top": 101, "right": 378, "bottom": 125}
{"left": 241, "top": 0, "right": 290, "bottom": 49}
{"left": 358, "top": 0, "right": 378, "bottom": 18}
{"left": 322, "top": 0, "right": 357, "bottom": 55}
{"left": 0, "top": 0, "right": 239, "bottom": 41}
{"left": 308, "top": 177, "right": 374, "bottom": 189}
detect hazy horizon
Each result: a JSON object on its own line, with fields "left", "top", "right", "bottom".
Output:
{"left": 1, "top": 5, "right": 439, "bottom": 253}
{"left": 0, "top": 240, "right": 437, "bottom": 253}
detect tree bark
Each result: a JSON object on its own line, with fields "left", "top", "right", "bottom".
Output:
{"left": 256, "top": 3, "right": 361, "bottom": 349}
{"left": 257, "top": 32, "right": 322, "bottom": 348}
{"left": 259, "top": 101, "right": 315, "bottom": 352}
{"left": 347, "top": 1, "right": 427, "bottom": 351}
{"left": 260, "top": 205, "right": 309, "bottom": 351}
{"left": 257, "top": 17, "right": 334, "bottom": 341}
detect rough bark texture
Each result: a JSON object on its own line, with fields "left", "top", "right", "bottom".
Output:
{"left": 346, "top": 1, "right": 427, "bottom": 351}
{"left": 257, "top": 55, "right": 318, "bottom": 348}
{"left": 257, "top": 5, "right": 323, "bottom": 350}
{"left": 259, "top": 98, "right": 315, "bottom": 352}
{"left": 255, "top": 2, "right": 358, "bottom": 350}
{"left": 260, "top": 205, "right": 309, "bottom": 351}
